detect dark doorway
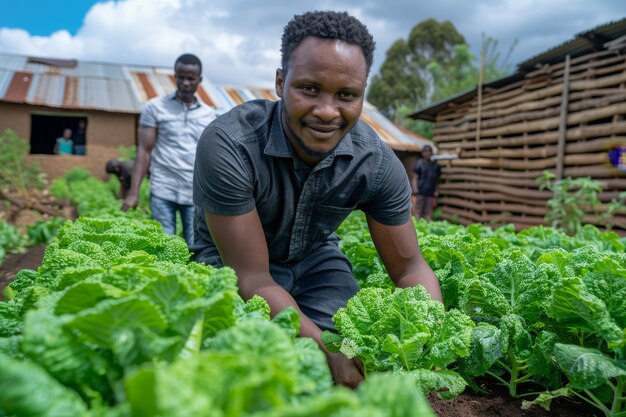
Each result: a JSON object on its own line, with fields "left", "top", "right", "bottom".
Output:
{"left": 30, "top": 114, "right": 87, "bottom": 155}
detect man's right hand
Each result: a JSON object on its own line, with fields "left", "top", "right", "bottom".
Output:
{"left": 326, "top": 352, "right": 364, "bottom": 388}
{"left": 121, "top": 194, "right": 138, "bottom": 212}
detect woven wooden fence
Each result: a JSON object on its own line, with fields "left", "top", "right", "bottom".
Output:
{"left": 431, "top": 46, "right": 626, "bottom": 233}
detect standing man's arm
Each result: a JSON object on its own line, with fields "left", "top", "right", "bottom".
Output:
{"left": 122, "top": 126, "right": 156, "bottom": 211}
{"left": 412, "top": 162, "right": 421, "bottom": 194}
{"left": 434, "top": 163, "right": 442, "bottom": 197}
{"left": 411, "top": 163, "right": 420, "bottom": 216}
{"left": 205, "top": 209, "right": 364, "bottom": 388}
{"left": 366, "top": 214, "right": 442, "bottom": 301}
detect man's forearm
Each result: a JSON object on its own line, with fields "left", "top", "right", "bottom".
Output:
{"left": 393, "top": 259, "right": 443, "bottom": 302}
{"left": 241, "top": 279, "right": 329, "bottom": 353}
{"left": 234, "top": 267, "right": 363, "bottom": 386}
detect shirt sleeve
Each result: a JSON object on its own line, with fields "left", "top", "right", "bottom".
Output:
{"left": 413, "top": 161, "right": 422, "bottom": 176}
{"left": 193, "top": 124, "right": 255, "bottom": 215}
{"left": 360, "top": 147, "right": 412, "bottom": 225}
{"left": 139, "top": 99, "right": 158, "bottom": 128}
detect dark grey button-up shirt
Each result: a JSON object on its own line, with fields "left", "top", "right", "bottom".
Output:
{"left": 191, "top": 99, "right": 411, "bottom": 265}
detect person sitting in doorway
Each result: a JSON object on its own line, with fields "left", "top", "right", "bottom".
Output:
{"left": 72, "top": 119, "right": 87, "bottom": 155}
{"left": 105, "top": 159, "right": 135, "bottom": 199}
{"left": 54, "top": 128, "right": 73, "bottom": 155}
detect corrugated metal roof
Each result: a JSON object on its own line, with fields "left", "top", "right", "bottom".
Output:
{"left": 410, "top": 72, "right": 524, "bottom": 122}
{"left": 0, "top": 51, "right": 431, "bottom": 151}
{"left": 519, "top": 17, "right": 626, "bottom": 70}
{"left": 411, "top": 17, "right": 626, "bottom": 121}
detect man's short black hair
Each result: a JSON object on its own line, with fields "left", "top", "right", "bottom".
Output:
{"left": 175, "top": 53, "right": 202, "bottom": 74}
{"left": 422, "top": 145, "right": 433, "bottom": 152}
{"left": 280, "top": 11, "right": 375, "bottom": 76}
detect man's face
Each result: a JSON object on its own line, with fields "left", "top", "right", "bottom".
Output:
{"left": 275, "top": 37, "right": 367, "bottom": 164}
{"left": 422, "top": 148, "right": 432, "bottom": 160}
{"left": 175, "top": 62, "right": 202, "bottom": 103}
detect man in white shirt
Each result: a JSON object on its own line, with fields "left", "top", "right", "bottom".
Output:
{"left": 122, "top": 53, "right": 216, "bottom": 246}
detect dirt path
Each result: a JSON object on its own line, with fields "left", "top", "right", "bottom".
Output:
{"left": 0, "top": 245, "right": 47, "bottom": 299}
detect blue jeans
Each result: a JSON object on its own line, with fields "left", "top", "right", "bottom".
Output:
{"left": 150, "top": 194, "right": 195, "bottom": 246}
{"left": 269, "top": 242, "right": 359, "bottom": 332}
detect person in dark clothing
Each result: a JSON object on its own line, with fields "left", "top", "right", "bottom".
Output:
{"left": 105, "top": 159, "right": 135, "bottom": 199}
{"left": 72, "top": 119, "right": 87, "bottom": 155}
{"left": 412, "top": 145, "right": 441, "bottom": 221}
{"left": 192, "top": 10, "right": 442, "bottom": 389}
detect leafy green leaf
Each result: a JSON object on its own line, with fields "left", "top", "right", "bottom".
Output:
{"left": 553, "top": 343, "right": 626, "bottom": 390}
{"left": 459, "top": 323, "right": 503, "bottom": 377}
{"left": 0, "top": 354, "right": 88, "bottom": 417}
{"left": 410, "top": 368, "right": 468, "bottom": 400}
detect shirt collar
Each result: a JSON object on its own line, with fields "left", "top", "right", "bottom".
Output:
{"left": 264, "top": 101, "right": 292, "bottom": 158}
{"left": 169, "top": 91, "right": 203, "bottom": 109}
{"left": 263, "top": 100, "right": 355, "bottom": 163}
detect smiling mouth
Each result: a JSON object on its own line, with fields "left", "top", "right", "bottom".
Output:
{"left": 304, "top": 123, "right": 342, "bottom": 138}
{"left": 307, "top": 127, "right": 339, "bottom": 141}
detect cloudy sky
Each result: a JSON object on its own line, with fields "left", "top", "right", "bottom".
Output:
{"left": 1, "top": 0, "right": 624, "bottom": 89}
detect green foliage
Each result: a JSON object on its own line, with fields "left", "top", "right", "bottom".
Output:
{"left": 0, "top": 217, "right": 64, "bottom": 265}
{"left": 537, "top": 171, "right": 604, "bottom": 235}
{"left": 0, "top": 353, "right": 89, "bottom": 417}
{"left": 0, "top": 215, "right": 437, "bottom": 417}
{"left": 536, "top": 171, "right": 626, "bottom": 235}
{"left": 367, "top": 20, "right": 515, "bottom": 136}
{"left": 553, "top": 344, "right": 626, "bottom": 417}
{"left": 322, "top": 285, "right": 474, "bottom": 399}
{"left": 0, "top": 220, "right": 25, "bottom": 263}
{"left": 601, "top": 191, "right": 626, "bottom": 231}
{"left": 25, "top": 217, "right": 66, "bottom": 246}
{"left": 117, "top": 145, "right": 137, "bottom": 162}
{"left": 393, "top": 104, "right": 434, "bottom": 139}
{"left": 0, "top": 128, "right": 46, "bottom": 196}
{"left": 3, "top": 172, "right": 626, "bottom": 415}
{"left": 335, "top": 211, "right": 626, "bottom": 414}
{"left": 50, "top": 167, "right": 149, "bottom": 218}
{"left": 480, "top": 34, "right": 517, "bottom": 81}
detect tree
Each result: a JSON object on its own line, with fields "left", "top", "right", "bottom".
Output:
{"left": 367, "top": 19, "right": 516, "bottom": 138}
{"left": 367, "top": 19, "right": 470, "bottom": 123}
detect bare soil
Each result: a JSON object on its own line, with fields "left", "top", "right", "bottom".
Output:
{"left": 427, "top": 379, "right": 600, "bottom": 417}
{"left": 0, "top": 244, "right": 47, "bottom": 299}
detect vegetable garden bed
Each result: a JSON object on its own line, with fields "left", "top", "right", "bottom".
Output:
{"left": 0, "top": 169, "right": 624, "bottom": 417}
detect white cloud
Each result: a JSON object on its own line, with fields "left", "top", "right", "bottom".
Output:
{"left": 0, "top": 0, "right": 279, "bottom": 87}
{"left": 0, "top": 0, "right": 624, "bottom": 87}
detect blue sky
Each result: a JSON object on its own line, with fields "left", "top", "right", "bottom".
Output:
{"left": 0, "top": 1, "right": 100, "bottom": 36}
{"left": 0, "top": 0, "right": 624, "bottom": 88}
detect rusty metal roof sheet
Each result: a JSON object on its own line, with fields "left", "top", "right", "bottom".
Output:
{"left": 0, "top": 51, "right": 431, "bottom": 151}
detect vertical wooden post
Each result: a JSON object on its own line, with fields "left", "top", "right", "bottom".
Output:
{"left": 475, "top": 49, "right": 485, "bottom": 221}
{"left": 556, "top": 54, "right": 571, "bottom": 180}
{"left": 475, "top": 49, "right": 485, "bottom": 153}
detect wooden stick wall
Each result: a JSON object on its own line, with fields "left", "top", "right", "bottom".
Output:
{"left": 432, "top": 47, "right": 626, "bottom": 233}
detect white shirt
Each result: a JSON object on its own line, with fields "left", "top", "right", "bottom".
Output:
{"left": 140, "top": 92, "right": 216, "bottom": 205}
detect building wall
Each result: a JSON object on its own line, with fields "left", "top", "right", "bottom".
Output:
{"left": 0, "top": 102, "right": 137, "bottom": 181}
{"left": 0, "top": 102, "right": 30, "bottom": 138}
{"left": 428, "top": 48, "right": 626, "bottom": 233}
